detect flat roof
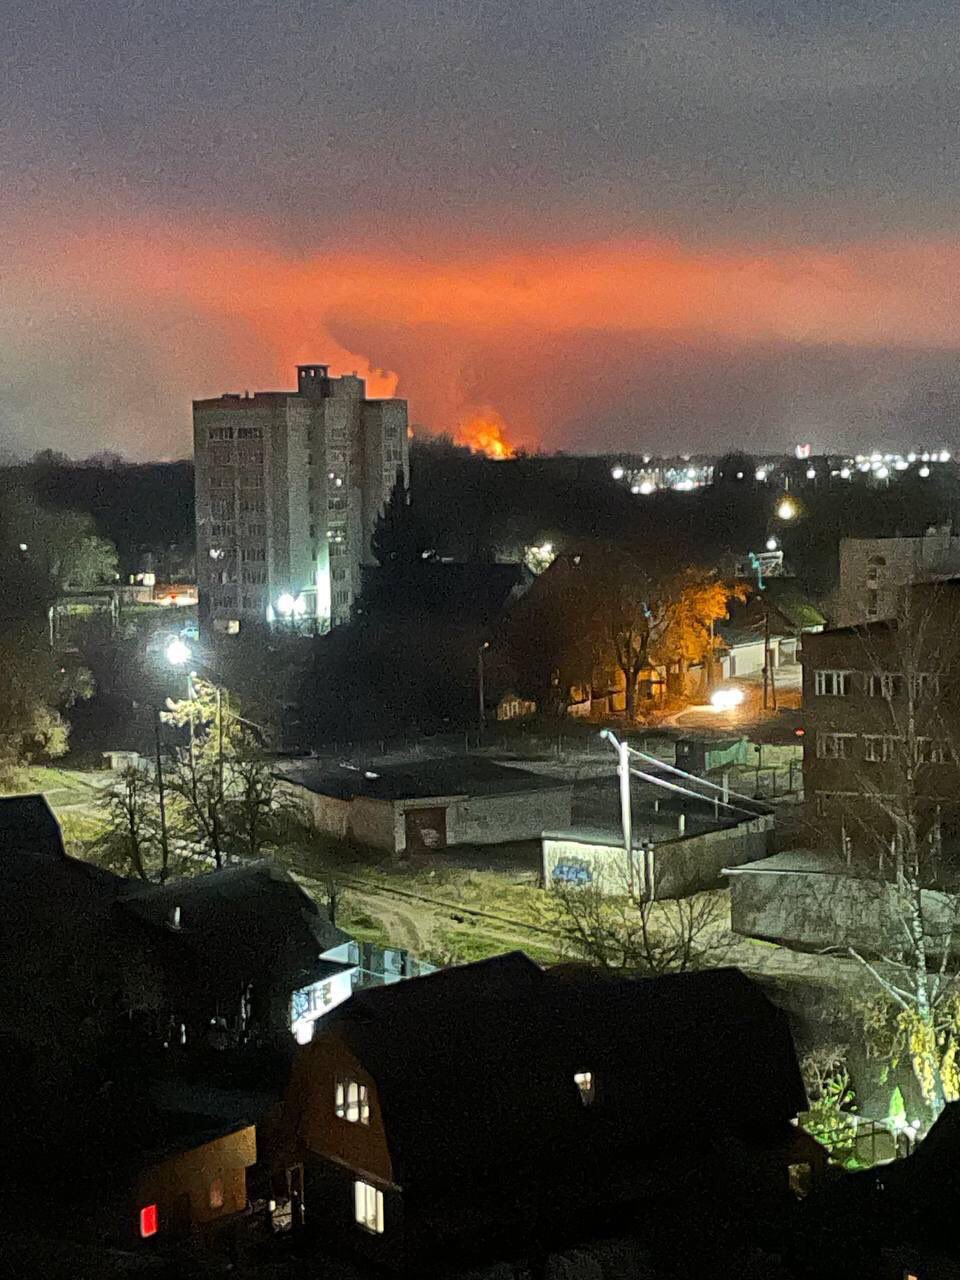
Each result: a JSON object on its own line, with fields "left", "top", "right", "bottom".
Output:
{"left": 280, "top": 756, "right": 570, "bottom": 801}
{"left": 722, "top": 850, "right": 848, "bottom": 876}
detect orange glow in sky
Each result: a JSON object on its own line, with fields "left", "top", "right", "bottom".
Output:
{"left": 457, "top": 408, "right": 516, "bottom": 458}
{"left": 8, "top": 204, "right": 960, "bottom": 457}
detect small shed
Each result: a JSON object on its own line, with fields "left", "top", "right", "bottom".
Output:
{"left": 675, "top": 736, "right": 749, "bottom": 777}
{"left": 281, "top": 757, "right": 572, "bottom": 857}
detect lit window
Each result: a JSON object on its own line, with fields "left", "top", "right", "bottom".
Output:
{"left": 354, "top": 1180, "right": 384, "bottom": 1234}
{"left": 336, "top": 1078, "right": 370, "bottom": 1125}
{"left": 209, "top": 1177, "right": 224, "bottom": 1210}
{"left": 139, "top": 1204, "right": 158, "bottom": 1238}
{"left": 574, "top": 1071, "right": 595, "bottom": 1106}
{"left": 814, "top": 670, "right": 851, "bottom": 697}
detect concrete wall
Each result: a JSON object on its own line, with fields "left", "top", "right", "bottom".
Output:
{"left": 543, "top": 815, "right": 773, "bottom": 901}
{"left": 350, "top": 797, "right": 401, "bottom": 853}
{"left": 728, "top": 866, "right": 960, "bottom": 952}
{"left": 291, "top": 786, "right": 351, "bottom": 840}
{"left": 449, "top": 787, "right": 572, "bottom": 847}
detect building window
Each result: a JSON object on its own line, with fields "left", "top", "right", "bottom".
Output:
{"left": 817, "top": 733, "right": 854, "bottom": 760}
{"left": 334, "top": 589, "right": 351, "bottom": 607}
{"left": 917, "top": 738, "right": 951, "bottom": 765}
{"left": 209, "top": 1177, "right": 224, "bottom": 1210}
{"left": 866, "top": 672, "right": 903, "bottom": 699}
{"left": 574, "top": 1071, "right": 595, "bottom": 1106}
{"left": 863, "top": 735, "right": 901, "bottom": 763}
{"left": 237, "top": 426, "right": 262, "bottom": 440}
{"left": 335, "top": 1079, "right": 370, "bottom": 1125}
{"left": 354, "top": 1181, "right": 384, "bottom": 1235}
{"left": 814, "top": 670, "right": 851, "bottom": 697}
{"left": 866, "top": 588, "right": 879, "bottom": 618}
{"left": 208, "top": 426, "right": 234, "bottom": 441}
{"left": 912, "top": 672, "right": 941, "bottom": 699}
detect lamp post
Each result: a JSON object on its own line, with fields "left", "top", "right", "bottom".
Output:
{"left": 166, "top": 638, "right": 225, "bottom": 797}
{"left": 478, "top": 641, "right": 490, "bottom": 744}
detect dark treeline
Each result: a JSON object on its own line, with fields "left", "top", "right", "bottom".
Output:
{"left": 1, "top": 449, "right": 195, "bottom": 576}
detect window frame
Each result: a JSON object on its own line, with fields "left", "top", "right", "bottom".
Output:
{"left": 354, "top": 1180, "right": 384, "bottom": 1234}
{"left": 817, "top": 732, "right": 856, "bottom": 760}
{"left": 814, "top": 669, "right": 852, "bottom": 697}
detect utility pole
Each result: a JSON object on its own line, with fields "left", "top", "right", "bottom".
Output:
{"left": 153, "top": 706, "right": 170, "bottom": 883}
{"left": 477, "top": 641, "right": 489, "bottom": 745}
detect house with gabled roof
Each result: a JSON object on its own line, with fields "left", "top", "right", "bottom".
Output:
{"left": 282, "top": 951, "right": 822, "bottom": 1270}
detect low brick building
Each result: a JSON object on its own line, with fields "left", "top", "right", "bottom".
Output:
{"left": 281, "top": 757, "right": 572, "bottom": 856}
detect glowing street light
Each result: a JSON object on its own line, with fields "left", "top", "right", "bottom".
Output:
{"left": 919, "top": 466, "right": 931, "bottom": 478}
{"left": 165, "top": 638, "right": 192, "bottom": 667}
{"left": 710, "top": 687, "right": 745, "bottom": 711}
{"left": 776, "top": 497, "right": 798, "bottom": 521}
{"left": 765, "top": 536, "right": 778, "bottom": 551}
{"left": 276, "top": 593, "right": 296, "bottom": 617}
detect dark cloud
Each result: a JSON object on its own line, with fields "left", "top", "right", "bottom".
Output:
{"left": 3, "top": 0, "right": 960, "bottom": 455}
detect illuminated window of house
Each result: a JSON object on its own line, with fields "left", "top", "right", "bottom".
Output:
{"left": 209, "top": 1176, "right": 224, "bottom": 1210}
{"left": 335, "top": 1078, "right": 370, "bottom": 1125}
{"left": 574, "top": 1071, "right": 595, "bottom": 1106}
{"left": 354, "top": 1180, "right": 384, "bottom": 1234}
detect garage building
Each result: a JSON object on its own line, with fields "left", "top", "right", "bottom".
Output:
{"left": 281, "top": 757, "right": 572, "bottom": 857}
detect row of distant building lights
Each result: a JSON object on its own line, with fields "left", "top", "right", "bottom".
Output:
{"left": 613, "top": 450, "right": 952, "bottom": 495}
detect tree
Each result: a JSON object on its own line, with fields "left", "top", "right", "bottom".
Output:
{"left": 812, "top": 584, "right": 960, "bottom": 1119}
{"left": 95, "top": 765, "right": 170, "bottom": 883}
{"left": 1, "top": 483, "right": 118, "bottom": 597}
{"left": 163, "top": 679, "right": 291, "bottom": 868}
{"left": 550, "top": 878, "right": 728, "bottom": 975}
{"left": 371, "top": 471, "right": 420, "bottom": 567}
{"left": 571, "top": 547, "right": 744, "bottom": 719}
{"left": 0, "top": 625, "right": 93, "bottom": 780}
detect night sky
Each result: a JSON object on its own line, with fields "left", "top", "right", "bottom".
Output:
{"left": 4, "top": 0, "right": 960, "bottom": 459}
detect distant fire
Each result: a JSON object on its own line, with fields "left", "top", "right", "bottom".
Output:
{"left": 457, "top": 408, "right": 516, "bottom": 459}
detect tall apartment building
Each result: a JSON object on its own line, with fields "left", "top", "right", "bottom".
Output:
{"left": 194, "top": 364, "right": 408, "bottom": 633}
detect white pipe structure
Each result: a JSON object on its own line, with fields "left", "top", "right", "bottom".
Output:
{"left": 627, "top": 764, "right": 761, "bottom": 821}
{"left": 626, "top": 744, "right": 762, "bottom": 810}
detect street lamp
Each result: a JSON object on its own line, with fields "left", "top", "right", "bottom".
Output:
{"left": 478, "top": 641, "right": 490, "bottom": 741}
{"left": 776, "top": 496, "right": 798, "bottom": 521}
{"left": 165, "top": 637, "right": 224, "bottom": 796}
{"left": 165, "top": 637, "right": 192, "bottom": 667}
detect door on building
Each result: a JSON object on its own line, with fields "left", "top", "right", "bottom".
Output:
{"left": 404, "top": 807, "right": 447, "bottom": 852}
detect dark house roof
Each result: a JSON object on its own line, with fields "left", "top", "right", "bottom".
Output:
{"left": 281, "top": 756, "right": 568, "bottom": 802}
{"left": 319, "top": 951, "right": 806, "bottom": 1191}
{"left": 119, "top": 862, "right": 351, "bottom": 997}
{"left": 0, "top": 793, "right": 66, "bottom": 858}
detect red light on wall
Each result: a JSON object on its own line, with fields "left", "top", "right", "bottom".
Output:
{"left": 139, "top": 1203, "right": 158, "bottom": 1238}
{"left": 795, "top": 728, "right": 805, "bottom": 737}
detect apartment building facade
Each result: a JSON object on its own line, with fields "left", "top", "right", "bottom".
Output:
{"left": 194, "top": 364, "right": 408, "bottom": 633}
{"left": 828, "top": 528, "right": 960, "bottom": 626}
{"left": 801, "top": 581, "right": 960, "bottom": 869}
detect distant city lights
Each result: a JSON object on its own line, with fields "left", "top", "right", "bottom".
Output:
{"left": 605, "top": 448, "right": 954, "bottom": 499}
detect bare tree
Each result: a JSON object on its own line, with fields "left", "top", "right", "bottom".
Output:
{"left": 549, "top": 879, "right": 729, "bottom": 976}
{"left": 95, "top": 765, "right": 169, "bottom": 882}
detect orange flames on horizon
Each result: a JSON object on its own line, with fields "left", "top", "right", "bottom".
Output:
{"left": 456, "top": 408, "right": 516, "bottom": 459}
